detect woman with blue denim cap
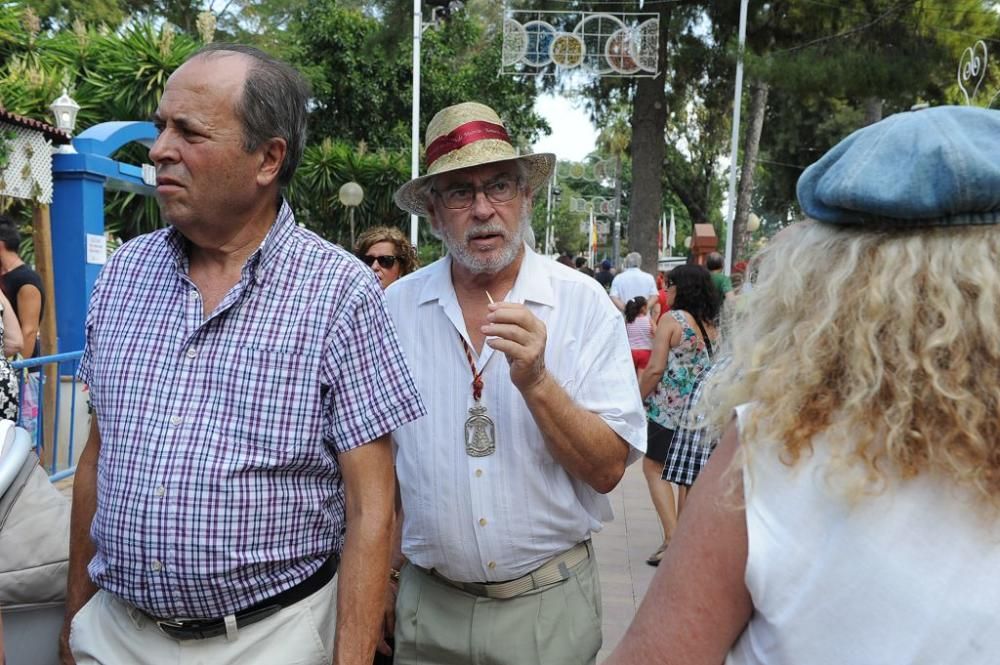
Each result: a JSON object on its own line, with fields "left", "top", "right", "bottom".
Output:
{"left": 606, "top": 105, "right": 1000, "bottom": 664}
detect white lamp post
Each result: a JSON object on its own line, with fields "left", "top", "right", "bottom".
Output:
{"left": 50, "top": 89, "right": 81, "bottom": 154}
{"left": 411, "top": 1, "right": 464, "bottom": 250}
{"left": 722, "top": 0, "right": 750, "bottom": 275}
{"left": 411, "top": 0, "right": 422, "bottom": 250}
{"left": 339, "top": 181, "right": 364, "bottom": 248}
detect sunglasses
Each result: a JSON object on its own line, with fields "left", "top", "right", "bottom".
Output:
{"left": 359, "top": 254, "right": 402, "bottom": 269}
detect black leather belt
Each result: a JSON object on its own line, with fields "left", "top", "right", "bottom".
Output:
{"left": 145, "top": 555, "right": 339, "bottom": 641}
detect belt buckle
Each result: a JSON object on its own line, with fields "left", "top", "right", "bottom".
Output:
{"left": 156, "top": 618, "right": 189, "bottom": 631}
{"left": 155, "top": 617, "right": 217, "bottom": 641}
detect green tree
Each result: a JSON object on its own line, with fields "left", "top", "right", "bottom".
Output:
{"left": 746, "top": 0, "right": 1000, "bottom": 224}
{"left": 289, "top": 138, "right": 413, "bottom": 246}
{"left": 287, "top": 3, "right": 546, "bottom": 152}
{"left": 0, "top": 13, "right": 199, "bottom": 240}
{"left": 21, "top": 0, "right": 126, "bottom": 30}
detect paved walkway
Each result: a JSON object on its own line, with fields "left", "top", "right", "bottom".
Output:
{"left": 593, "top": 460, "right": 662, "bottom": 662}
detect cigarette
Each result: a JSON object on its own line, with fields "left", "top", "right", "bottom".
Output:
{"left": 486, "top": 291, "right": 495, "bottom": 304}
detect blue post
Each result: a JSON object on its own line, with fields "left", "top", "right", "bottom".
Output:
{"left": 49, "top": 121, "right": 157, "bottom": 356}
{"left": 50, "top": 159, "right": 107, "bottom": 354}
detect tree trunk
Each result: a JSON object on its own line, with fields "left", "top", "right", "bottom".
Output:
{"left": 862, "top": 96, "right": 883, "bottom": 126}
{"left": 733, "top": 79, "right": 769, "bottom": 262}
{"left": 627, "top": 5, "right": 671, "bottom": 275}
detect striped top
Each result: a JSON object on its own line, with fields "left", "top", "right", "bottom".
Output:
{"left": 626, "top": 314, "right": 654, "bottom": 350}
{"left": 78, "top": 200, "right": 425, "bottom": 618}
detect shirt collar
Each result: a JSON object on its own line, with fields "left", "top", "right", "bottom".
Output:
{"left": 164, "top": 198, "right": 296, "bottom": 287}
{"left": 246, "top": 199, "right": 296, "bottom": 286}
{"left": 508, "top": 244, "right": 555, "bottom": 308}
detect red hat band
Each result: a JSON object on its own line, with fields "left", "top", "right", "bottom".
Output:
{"left": 425, "top": 120, "right": 512, "bottom": 169}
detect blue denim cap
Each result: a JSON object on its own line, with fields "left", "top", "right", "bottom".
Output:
{"left": 797, "top": 106, "right": 1000, "bottom": 227}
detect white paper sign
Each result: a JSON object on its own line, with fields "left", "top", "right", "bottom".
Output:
{"left": 86, "top": 234, "right": 107, "bottom": 265}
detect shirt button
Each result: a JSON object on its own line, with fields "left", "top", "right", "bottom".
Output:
{"left": 487, "top": 561, "right": 496, "bottom": 570}
{"left": 479, "top": 518, "right": 487, "bottom": 527}
{"left": 186, "top": 347, "right": 197, "bottom": 359}
{"left": 170, "top": 415, "right": 182, "bottom": 427}
{"left": 475, "top": 469, "right": 483, "bottom": 477}
{"left": 155, "top": 485, "right": 166, "bottom": 497}
{"left": 189, "top": 290, "right": 199, "bottom": 300}
{"left": 150, "top": 560, "right": 163, "bottom": 572}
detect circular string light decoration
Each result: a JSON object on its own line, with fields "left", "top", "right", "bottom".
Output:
{"left": 523, "top": 20, "right": 557, "bottom": 67}
{"left": 636, "top": 19, "right": 660, "bottom": 73}
{"left": 605, "top": 28, "right": 640, "bottom": 75}
{"left": 502, "top": 18, "right": 528, "bottom": 68}
{"left": 573, "top": 13, "right": 626, "bottom": 75}
{"left": 550, "top": 32, "right": 585, "bottom": 68}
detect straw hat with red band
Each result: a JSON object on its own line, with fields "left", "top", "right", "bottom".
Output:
{"left": 394, "top": 102, "right": 555, "bottom": 217}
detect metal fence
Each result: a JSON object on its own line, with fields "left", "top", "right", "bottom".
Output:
{"left": 11, "top": 350, "right": 85, "bottom": 482}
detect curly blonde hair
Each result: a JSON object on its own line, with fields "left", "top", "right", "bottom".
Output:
{"left": 353, "top": 226, "right": 419, "bottom": 277}
{"left": 708, "top": 220, "right": 1000, "bottom": 505}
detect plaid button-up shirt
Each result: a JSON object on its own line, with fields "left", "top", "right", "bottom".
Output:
{"left": 79, "top": 201, "right": 425, "bottom": 618}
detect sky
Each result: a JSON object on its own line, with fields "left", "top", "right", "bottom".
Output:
{"left": 531, "top": 93, "right": 598, "bottom": 162}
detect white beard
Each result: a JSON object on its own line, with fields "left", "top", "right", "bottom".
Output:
{"left": 439, "top": 200, "right": 532, "bottom": 275}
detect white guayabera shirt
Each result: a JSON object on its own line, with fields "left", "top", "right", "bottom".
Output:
{"left": 385, "top": 245, "right": 646, "bottom": 583}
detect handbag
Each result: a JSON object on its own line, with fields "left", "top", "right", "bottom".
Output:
{"left": 0, "top": 422, "right": 70, "bottom": 607}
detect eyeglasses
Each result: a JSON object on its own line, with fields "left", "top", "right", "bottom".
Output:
{"left": 432, "top": 177, "right": 521, "bottom": 210}
{"left": 359, "top": 254, "right": 402, "bottom": 269}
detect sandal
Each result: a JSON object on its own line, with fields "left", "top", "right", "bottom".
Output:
{"left": 646, "top": 541, "right": 669, "bottom": 567}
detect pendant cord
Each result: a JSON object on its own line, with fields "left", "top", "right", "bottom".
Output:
{"left": 459, "top": 334, "right": 485, "bottom": 401}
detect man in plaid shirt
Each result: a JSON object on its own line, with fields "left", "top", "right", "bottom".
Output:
{"left": 61, "top": 45, "right": 424, "bottom": 665}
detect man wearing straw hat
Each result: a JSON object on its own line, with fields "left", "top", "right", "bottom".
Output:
{"left": 382, "top": 102, "right": 647, "bottom": 664}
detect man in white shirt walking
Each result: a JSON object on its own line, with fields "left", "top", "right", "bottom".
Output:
{"left": 382, "top": 102, "right": 647, "bottom": 665}
{"left": 609, "top": 252, "right": 658, "bottom": 312}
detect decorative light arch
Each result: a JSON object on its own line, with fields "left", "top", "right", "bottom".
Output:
{"left": 502, "top": 10, "right": 659, "bottom": 78}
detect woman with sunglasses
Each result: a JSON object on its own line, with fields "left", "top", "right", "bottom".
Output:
{"left": 355, "top": 226, "right": 419, "bottom": 290}
{"left": 356, "top": 225, "right": 418, "bottom": 665}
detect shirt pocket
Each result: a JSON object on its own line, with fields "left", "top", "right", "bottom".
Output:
{"left": 215, "top": 346, "right": 318, "bottom": 468}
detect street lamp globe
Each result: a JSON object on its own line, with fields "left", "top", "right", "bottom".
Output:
{"left": 339, "top": 182, "right": 364, "bottom": 248}
{"left": 50, "top": 89, "right": 81, "bottom": 135}
{"left": 338, "top": 181, "right": 364, "bottom": 207}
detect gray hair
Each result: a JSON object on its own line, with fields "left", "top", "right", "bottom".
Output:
{"left": 193, "top": 43, "right": 310, "bottom": 186}
{"left": 624, "top": 252, "right": 642, "bottom": 269}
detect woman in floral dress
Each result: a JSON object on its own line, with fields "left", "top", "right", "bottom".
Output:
{"left": 638, "top": 264, "right": 720, "bottom": 565}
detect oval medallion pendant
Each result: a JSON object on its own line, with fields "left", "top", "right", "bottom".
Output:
{"left": 465, "top": 402, "right": 496, "bottom": 457}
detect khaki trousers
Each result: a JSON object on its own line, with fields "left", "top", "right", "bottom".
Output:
{"left": 69, "top": 575, "right": 337, "bottom": 665}
{"left": 393, "top": 553, "right": 602, "bottom": 665}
